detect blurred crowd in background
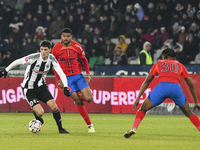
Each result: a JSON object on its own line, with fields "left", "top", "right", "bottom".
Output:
{"left": 0, "top": 0, "right": 200, "bottom": 68}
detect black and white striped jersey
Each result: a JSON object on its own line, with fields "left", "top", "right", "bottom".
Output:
{"left": 6, "top": 52, "right": 68, "bottom": 89}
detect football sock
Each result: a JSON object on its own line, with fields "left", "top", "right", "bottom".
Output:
{"left": 33, "top": 110, "right": 44, "bottom": 124}
{"left": 189, "top": 114, "right": 200, "bottom": 131}
{"left": 77, "top": 105, "right": 92, "bottom": 125}
{"left": 78, "top": 92, "right": 86, "bottom": 102}
{"left": 53, "top": 109, "right": 63, "bottom": 130}
{"left": 132, "top": 111, "right": 146, "bottom": 129}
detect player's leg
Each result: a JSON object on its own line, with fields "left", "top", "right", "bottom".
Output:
{"left": 37, "top": 85, "right": 69, "bottom": 133}
{"left": 124, "top": 97, "right": 156, "bottom": 138}
{"left": 179, "top": 100, "right": 200, "bottom": 131}
{"left": 171, "top": 83, "right": 200, "bottom": 131}
{"left": 46, "top": 99, "right": 69, "bottom": 133}
{"left": 80, "top": 87, "right": 93, "bottom": 103}
{"left": 23, "top": 88, "right": 44, "bottom": 124}
{"left": 124, "top": 83, "right": 165, "bottom": 138}
{"left": 70, "top": 91, "right": 95, "bottom": 132}
{"left": 32, "top": 104, "right": 44, "bottom": 124}
{"left": 69, "top": 74, "right": 95, "bottom": 132}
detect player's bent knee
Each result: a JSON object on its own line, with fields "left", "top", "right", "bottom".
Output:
{"left": 51, "top": 104, "right": 58, "bottom": 112}
{"left": 36, "top": 110, "right": 44, "bottom": 117}
{"left": 85, "top": 96, "right": 93, "bottom": 103}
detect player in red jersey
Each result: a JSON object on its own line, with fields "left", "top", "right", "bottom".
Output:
{"left": 52, "top": 28, "right": 95, "bottom": 132}
{"left": 124, "top": 49, "right": 200, "bottom": 138}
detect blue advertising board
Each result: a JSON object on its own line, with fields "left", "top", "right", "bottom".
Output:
{"left": 95, "top": 65, "right": 200, "bottom": 76}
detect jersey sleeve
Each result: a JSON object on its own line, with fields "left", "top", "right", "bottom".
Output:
{"left": 5, "top": 53, "right": 36, "bottom": 72}
{"left": 149, "top": 63, "right": 158, "bottom": 76}
{"left": 75, "top": 42, "right": 90, "bottom": 74}
{"left": 180, "top": 64, "right": 189, "bottom": 79}
{"left": 50, "top": 54, "right": 68, "bottom": 87}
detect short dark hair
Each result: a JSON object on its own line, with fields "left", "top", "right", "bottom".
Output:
{"left": 62, "top": 28, "right": 73, "bottom": 34}
{"left": 161, "top": 48, "right": 177, "bottom": 59}
{"left": 40, "top": 40, "right": 52, "bottom": 49}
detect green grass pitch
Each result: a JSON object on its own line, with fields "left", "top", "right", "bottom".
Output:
{"left": 0, "top": 113, "right": 199, "bottom": 150}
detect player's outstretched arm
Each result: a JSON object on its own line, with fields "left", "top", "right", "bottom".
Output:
{"left": 0, "top": 58, "right": 24, "bottom": 78}
{"left": 185, "top": 76, "right": 200, "bottom": 111}
{"left": 133, "top": 73, "right": 154, "bottom": 110}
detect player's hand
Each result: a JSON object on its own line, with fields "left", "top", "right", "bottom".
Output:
{"left": 64, "top": 87, "right": 70, "bottom": 96}
{"left": 194, "top": 103, "right": 200, "bottom": 112}
{"left": 58, "top": 80, "right": 64, "bottom": 90}
{"left": 0, "top": 69, "right": 8, "bottom": 78}
{"left": 86, "top": 73, "right": 92, "bottom": 83}
{"left": 132, "top": 98, "right": 140, "bottom": 110}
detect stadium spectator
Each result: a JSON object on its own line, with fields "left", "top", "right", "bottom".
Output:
{"left": 88, "top": 15, "right": 99, "bottom": 29}
{"left": 186, "top": 1, "right": 196, "bottom": 19}
{"left": 188, "top": 23, "right": 199, "bottom": 39}
{"left": 0, "top": 34, "right": 8, "bottom": 65}
{"left": 154, "top": 14, "right": 165, "bottom": 30}
{"left": 169, "top": 22, "right": 181, "bottom": 46}
{"left": 81, "top": 23, "right": 94, "bottom": 42}
{"left": 133, "top": 3, "right": 144, "bottom": 22}
{"left": 31, "top": 15, "right": 43, "bottom": 35}
{"left": 154, "top": 27, "right": 169, "bottom": 49}
{"left": 124, "top": 5, "right": 133, "bottom": 17}
{"left": 47, "top": 3, "right": 58, "bottom": 20}
{"left": 8, "top": 23, "right": 23, "bottom": 43}
{"left": 194, "top": 10, "right": 200, "bottom": 25}
{"left": 22, "top": 0, "right": 36, "bottom": 17}
{"left": 179, "top": 13, "right": 193, "bottom": 30}
{"left": 65, "top": 15, "right": 78, "bottom": 35}
{"left": 109, "top": 15, "right": 120, "bottom": 38}
{"left": 146, "top": 2, "right": 157, "bottom": 23}
{"left": 101, "top": 3, "right": 113, "bottom": 17}
{"left": 101, "top": 36, "right": 116, "bottom": 60}
{"left": 168, "top": 11, "right": 180, "bottom": 31}
{"left": 49, "top": 15, "right": 65, "bottom": 39}
{"left": 174, "top": 42, "right": 187, "bottom": 64}
{"left": 35, "top": 4, "right": 46, "bottom": 22}
{"left": 125, "top": 15, "right": 140, "bottom": 38}
{"left": 88, "top": 3, "right": 101, "bottom": 20}
{"left": 33, "top": 26, "right": 46, "bottom": 46}
{"left": 20, "top": 36, "right": 38, "bottom": 57}
{"left": 3, "top": 36, "right": 21, "bottom": 66}
{"left": 43, "top": 14, "right": 52, "bottom": 38}
{"left": 4, "top": 0, "right": 17, "bottom": 9}
{"left": 127, "top": 34, "right": 142, "bottom": 58}
{"left": 77, "top": 14, "right": 87, "bottom": 38}
{"left": 115, "top": 35, "right": 128, "bottom": 56}
{"left": 182, "top": 34, "right": 199, "bottom": 64}
{"left": 88, "top": 35, "right": 102, "bottom": 59}
{"left": 156, "top": 2, "right": 169, "bottom": 25}
{"left": 138, "top": 41, "right": 153, "bottom": 65}
{"left": 0, "top": 14, "right": 9, "bottom": 37}
{"left": 111, "top": 47, "right": 127, "bottom": 65}
{"left": 22, "top": 12, "right": 33, "bottom": 35}
{"left": 174, "top": 2, "right": 184, "bottom": 16}
{"left": 119, "top": 14, "right": 131, "bottom": 35}
{"left": 99, "top": 14, "right": 111, "bottom": 38}
{"left": 81, "top": 37, "right": 90, "bottom": 59}
{"left": 141, "top": 28, "right": 159, "bottom": 45}
{"left": 178, "top": 26, "right": 188, "bottom": 44}
{"left": 141, "top": 15, "right": 152, "bottom": 34}
{"left": 4, "top": 5, "right": 14, "bottom": 24}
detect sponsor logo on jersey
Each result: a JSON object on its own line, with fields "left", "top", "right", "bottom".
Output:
{"left": 82, "top": 51, "right": 85, "bottom": 55}
{"left": 25, "top": 57, "right": 29, "bottom": 62}
{"left": 32, "top": 69, "right": 49, "bottom": 74}
{"left": 60, "top": 58, "right": 75, "bottom": 62}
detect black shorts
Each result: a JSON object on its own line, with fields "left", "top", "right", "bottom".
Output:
{"left": 23, "top": 85, "right": 53, "bottom": 108}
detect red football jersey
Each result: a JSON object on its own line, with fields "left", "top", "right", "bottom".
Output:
{"left": 149, "top": 59, "right": 189, "bottom": 84}
{"left": 52, "top": 40, "right": 89, "bottom": 77}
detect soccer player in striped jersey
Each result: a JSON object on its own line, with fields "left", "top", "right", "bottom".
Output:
{"left": 52, "top": 28, "right": 95, "bottom": 132}
{"left": 0, "top": 40, "right": 70, "bottom": 133}
{"left": 124, "top": 49, "right": 200, "bottom": 138}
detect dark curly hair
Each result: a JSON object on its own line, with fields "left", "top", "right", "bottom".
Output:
{"left": 161, "top": 48, "right": 177, "bottom": 59}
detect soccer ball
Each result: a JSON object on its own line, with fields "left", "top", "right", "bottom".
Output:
{"left": 28, "top": 119, "right": 42, "bottom": 133}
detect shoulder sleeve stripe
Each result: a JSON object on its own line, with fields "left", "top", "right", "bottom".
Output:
{"left": 75, "top": 44, "right": 83, "bottom": 52}
{"left": 49, "top": 54, "right": 58, "bottom": 63}
{"left": 28, "top": 53, "right": 40, "bottom": 60}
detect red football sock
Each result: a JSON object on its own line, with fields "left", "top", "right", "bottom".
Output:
{"left": 132, "top": 111, "right": 146, "bottom": 129}
{"left": 189, "top": 114, "right": 200, "bottom": 131}
{"left": 77, "top": 105, "right": 91, "bottom": 125}
{"left": 78, "top": 92, "right": 86, "bottom": 102}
